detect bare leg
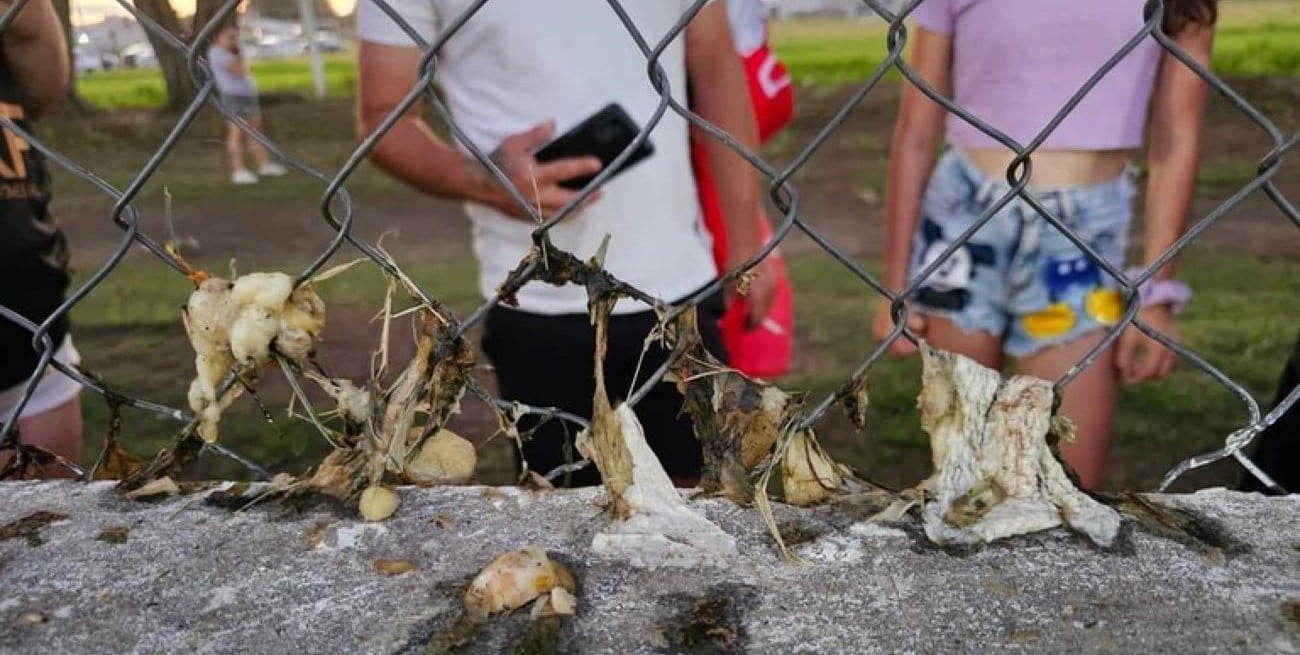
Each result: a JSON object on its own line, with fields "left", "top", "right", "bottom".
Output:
{"left": 225, "top": 121, "right": 247, "bottom": 174}
{"left": 1017, "top": 330, "right": 1117, "bottom": 490}
{"left": 247, "top": 115, "right": 272, "bottom": 169}
{"left": 7, "top": 396, "right": 84, "bottom": 479}
{"left": 923, "top": 315, "right": 1005, "bottom": 370}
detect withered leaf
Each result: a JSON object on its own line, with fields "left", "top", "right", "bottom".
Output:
{"left": 518, "top": 470, "right": 554, "bottom": 491}
{"left": 373, "top": 558, "right": 417, "bottom": 575}
{"left": 13, "top": 612, "right": 46, "bottom": 626}
{"left": 0, "top": 511, "right": 68, "bottom": 547}
{"left": 91, "top": 405, "right": 144, "bottom": 481}
{"left": 96, "top": 526, "right": 130, "bottom": 545}
{"left": 463, "top": 547, "right": 575, "bottom": 617}
{"left": 304, "top": 449, "right": 363, "bottom": 500}
{"left": 204, "top": 481, "right": 256, "bottom": 510}
{"left": 666, "top": 307, "right": 802, "bottom": 505}
{"left": 124, "top": 476, "right": 181, "bottom": 501}
{"left": 307, "top": 520, "right": 330, "bottom": 550}
{"left": 582, "top": 292, "right": 634, "bottom": 515}
{"left": 780, "top": 430, "right": 844, "bottom": 507}
{"left": 841, "top": 374, "right": 870, "bottom": 431}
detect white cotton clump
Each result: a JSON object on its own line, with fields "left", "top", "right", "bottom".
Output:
{"left": 588, "top": 404, "right": 737, "bottom": 568}
{"left": 183, "top": 272, "right": 325, "bottom": 443}
{"left": 313, "top": 376, "right": 372, "bottom": 425}
{"left": 228, "top": 273, "right": 295, "bottom": 364}
{"left": 918, "top": 344, "right": 1121, "bottom": 547}
{"left": 332, "top": 379, "right": 372, "bottom": 424}
{"left": 184, "top": 278, "right": 241, "bottom": 443}
{"left": 275, "top": 281, "right": 327, "bottom": 362}
{"left": 228, "top": 306, "right": 281, "bottom": 365}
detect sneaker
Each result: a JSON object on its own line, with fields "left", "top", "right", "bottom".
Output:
{"left": 231, "top": 169, "right": 258, "bottom": 185}
{"left": 258, "top": 162, "right": 288, "bottom": 177}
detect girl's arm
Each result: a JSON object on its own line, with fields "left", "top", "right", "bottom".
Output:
{"left": 1116, "top": 22, "right": 1214, "bottom": 384}
{"left": 874, "top": 26, "right": 952, "bottom": 355}
{"left": 224, "top": 50, "right": 248, "bottom": 78}
{"left": 1141, "top": 22, "right": 1215, "bottom": 281}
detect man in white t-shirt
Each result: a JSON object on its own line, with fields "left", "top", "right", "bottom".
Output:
{"left": 356, "top": 0, "right": 771, "bottom": 485}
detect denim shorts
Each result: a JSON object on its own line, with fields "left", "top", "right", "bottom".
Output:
{"left": 221, "top": 93, "right": 261, "bottom": 120}
{"left": 909, "top": 149, "right": 1134, "bottom": 357}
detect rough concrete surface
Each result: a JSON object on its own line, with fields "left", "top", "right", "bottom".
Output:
{"left": 0, "top": 482, "right": 1297, "bottom": 654}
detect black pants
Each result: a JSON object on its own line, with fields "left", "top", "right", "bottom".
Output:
{"left": 482, "top": 291, "right": 727, "bottom": 487}
{"left": 1239, "top": 329, "right": 1300, "bottom": 495}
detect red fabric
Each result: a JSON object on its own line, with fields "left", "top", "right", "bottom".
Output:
{"left": 743, "top": 44, "right": 794, "bottom": 143}
{"left": 692, "top": 42, "right": 795, "bottom": 379}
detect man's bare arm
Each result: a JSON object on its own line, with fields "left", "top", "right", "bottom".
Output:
{"left": 685, "top": 2, "right": 773, "bottom": 322}
{"left": 356, "top": 41, "right": 600, "bottom": 219}
{"left": 1, "top": 0, "right": 68, "bottom": 116}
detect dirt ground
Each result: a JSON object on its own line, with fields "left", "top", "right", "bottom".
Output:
{"left": 40, "top": 77, "right": 1300, "bottom": 491}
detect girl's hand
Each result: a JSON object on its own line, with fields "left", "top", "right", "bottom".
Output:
{"left": 873, "top": 297, "right": 927, "bottom": 357}
{"left": 1116, "top": 305, "right": 1180, "bottom": 384}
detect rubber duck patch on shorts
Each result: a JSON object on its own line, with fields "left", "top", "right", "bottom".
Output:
{"left": 915, "top": 219, "right": 996, "bottom": 312}
{"left": 1022, "top": 255, "right": 1120, "bottom": 339}
{"left": 1022, "top": 302, "right": 1076, "bottom": 339}
{"left": 1084, "top": 288, "right": 1122, "bottom": 325}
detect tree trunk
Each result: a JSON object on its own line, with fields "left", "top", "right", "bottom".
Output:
{"left": 190, "top": 0, "right": 230, "bottom": 39}
{"left": 51, "top": 0, "right": 95, "bottom": 114}
{"left": 133, "top": 0, "right": 195, "bottom": 111}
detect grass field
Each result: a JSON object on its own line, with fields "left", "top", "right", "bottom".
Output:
{"left": 25, "top": 2, "right": 1300, "bottom": 491}
{"left": 64, "top": 249, "right": 1299, "bottom": 490}
{"left": 75, "top": 1, "right": 1300, "bottom": 109}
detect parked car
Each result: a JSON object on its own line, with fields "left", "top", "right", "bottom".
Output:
{"left": 313, "top": 30, "right": 347, "bottom": 53}
{"left": 121, "top": 42, "right": 158, "bottom": 69}
{"left": 254, "top": 34, "right": 307, "bottom": 58}
{"left": 74, "top": 47, "right": 106, "bottom": 74}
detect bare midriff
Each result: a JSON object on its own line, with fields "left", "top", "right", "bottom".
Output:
{"left": 961, "top": 148, "right": 1131, "bottom": 188}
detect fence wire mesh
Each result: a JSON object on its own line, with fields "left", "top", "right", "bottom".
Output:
{"left": 0, "top": 0, "right": 1295, "bottom": 493}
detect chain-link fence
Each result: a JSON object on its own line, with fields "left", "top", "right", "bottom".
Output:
{"left": 0, "top": 0, "right": 1295, "bottom": 493}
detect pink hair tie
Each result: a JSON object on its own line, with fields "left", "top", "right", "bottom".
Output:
{"left": 1125, "top": 268, "right": 1192, "bottom": 315}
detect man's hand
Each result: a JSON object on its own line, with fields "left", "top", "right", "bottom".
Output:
{"left": 872, "top": 297, "right": 927, "bottom": 357}
{"left": 1116, "top": 305, "right": 1180, "bottom": 384}
{"left": 468, "top": 121, "right": 603, "bottom": 221}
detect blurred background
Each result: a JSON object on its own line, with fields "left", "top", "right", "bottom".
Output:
{"left": 42, "top": 0, "right": 1300, "bottom": 490}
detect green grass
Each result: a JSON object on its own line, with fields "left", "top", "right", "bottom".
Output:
{"left": 77, "top": 53, "right": 357, "bottom": 111}
{"left": 75, "top": 2, "right": 1300, "bottom": 110}
{"left": 66, "top": 249, "right": 1299, "bottom": 490}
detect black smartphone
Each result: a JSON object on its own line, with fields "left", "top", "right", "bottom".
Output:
{"left": 533, "top": 103, "right": 654, "bottom": 191}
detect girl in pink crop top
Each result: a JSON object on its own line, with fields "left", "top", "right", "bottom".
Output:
{"left": 874, "top": 0, "right": 1218, "bottom": 489}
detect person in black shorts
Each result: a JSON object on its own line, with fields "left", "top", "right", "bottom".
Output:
{"left": 0, "top": 0, "right": 82, "bottom": 476}
{"left": 356, "top": 1, "right": 772, "bottom": 487}
{"left": 1239, "top": 330, "right": 1299, "bottom": 495}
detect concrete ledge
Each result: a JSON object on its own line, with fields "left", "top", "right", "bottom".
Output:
{"left": 0, "top": 482, "right": 1297, "bottom": 654}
